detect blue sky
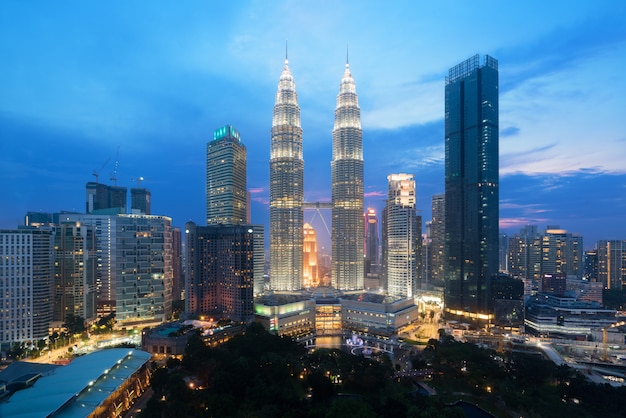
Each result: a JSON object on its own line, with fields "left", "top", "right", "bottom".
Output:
{"left": 1, "top": 1, "right": 625, "bottom": 251}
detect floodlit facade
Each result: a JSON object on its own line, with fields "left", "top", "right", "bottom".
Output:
{"left": 444, "top": 54, "right": 499, "bottom": 323}
{"left": 254, "top": 294, "right": 316, "bottom": 338}
{"left": 270, "top": 55, "right": 304, "bottom": 291}
{"left": 206, "top": 125, "right": 247, "bottom": 226}
{"left": 331, "top": 59, "right": 364, "bottom": 291}
{"left": 0, "top": 229, "right": 54, "bottom": 350}
{"left": 384, "top": 174, "right": 421, "bottom": 298}
{"left": 303, "top": 223, "right": 319, "bottom": 288}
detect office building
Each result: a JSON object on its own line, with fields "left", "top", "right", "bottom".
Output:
{"left": 584, "top": 249, "right": 599, "bottom": 282}
{"left": 499, "top": 233, "right": 509, "bottom": 273}
{"left": 364, "top": 208, "right": 380, "bottom": 276}
{"left": 24, "top": 212, "right": 54, "bottom": 227}
{"left": 53, "top": 222, "right": 97, "bottom": 324}
{"left": 130, "top": 187, "right": 151, "bottom": 215}
{"left": 0, "top": 229, "right": 54, "bottom": 350}
{"left": 444, "top": 54, "right": 499, "bottom": 323}
{"left": 206, "top": 125, "right": 247, "bottom": 225}
{"left": 186, "top": 222, "right": 261, "bottom": 323}
{"left": 490, "top": 274, "right": 524, "bottom": 327}
{"left": 541, "top": 272, "right": 567, "bottom": 296}
{"left": 331, "top": 58, "right": 364, "bottom": 291}
{"left": 429, "top": 194, "right": 445, "bottom": 286}
{"left": 567, "top": 278, "right": 603, "bottom": 304}
{"left": 597, "top": 239, "right": 626, "bottom": 290}
{"left": 269, "top": 55, "right": 304, "bottom": 291}
{"left": 507, "top": 225, "right": 542, "bottom": 282}
{"left": 171, "top": 226, "right": 183, "bottom": 302}
{"left": 384, "top": 174, "right": 421, "bottom": 298}
{"left": 252, "top": 226, "right": 265, "bottom": 296}
{"left": 541, "top": 226, "right": 583, "bottom": 279}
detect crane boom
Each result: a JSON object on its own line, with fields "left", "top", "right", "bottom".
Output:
{"left": 92, "top": 157, "right": 110, "bottom": 183}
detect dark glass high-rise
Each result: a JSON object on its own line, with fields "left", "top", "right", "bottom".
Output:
{"left": 444, "top": 54, "right": 499, "bottom": 323}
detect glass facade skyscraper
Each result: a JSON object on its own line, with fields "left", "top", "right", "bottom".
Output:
{"left": 270, "top": 56, "right": 304, "bottom": 291}
{"left": 331, "top": 60, "right": 364, "bottom": 291}
{"left": 206, "top": 125, "right": 247, "bottom": 226}
{"left": 444, "top": 54, "right": 499, "bottom": 322}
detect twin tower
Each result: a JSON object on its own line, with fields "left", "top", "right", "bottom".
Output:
{"left": 270, "top": 56, "right": 363, "bottom": 292}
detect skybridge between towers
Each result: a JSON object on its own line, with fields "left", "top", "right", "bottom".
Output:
{"left": 303, "top": 201, "right": 332, "bottom": 237}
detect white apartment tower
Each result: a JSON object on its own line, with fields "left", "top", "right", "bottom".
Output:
{"left": 0, "top": 229, "right": 54, "bottom": 350}
{"left": 384, "top": 174, "right": 420, "bottom": 298}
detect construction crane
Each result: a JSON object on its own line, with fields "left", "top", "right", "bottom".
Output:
{"left": 92, "top": 157, "right": 110, "bottom": 183}
{"left": 110, "top": 146, "right": 120, "bottom": 186}
{"left": 601, "top": 321, "right": 626, "bottom": 362}
{"left": 132, "top": 177, "right": 147, "bottom": 187}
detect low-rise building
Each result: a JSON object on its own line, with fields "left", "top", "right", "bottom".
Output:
{"left": 525, "top": 293, "right": 617, "bottom": 339}
{"left": 341, "top": 293, "right": 419, "bottom": 337}
{"left": 254, "top": 293, "right": 316, "bottom": 338}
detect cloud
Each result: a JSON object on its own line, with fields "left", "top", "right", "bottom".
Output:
{"left": 499, "top": 201, "right": 550, "bottom": 214}
{"left": 501, "top": 126, "right": 519, "bottom": 137}
{"left": 364, "top": 191, "right": 385, "bottom": 198}
{"left": 500, "top": 217, "right": 550, "bottom": 230}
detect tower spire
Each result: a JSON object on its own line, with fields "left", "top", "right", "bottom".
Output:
{"left": 285, "top": 40, "right": 288, "bottom": 64}
{"left": 346, "top": 43, "right": 349, "bottom": 66}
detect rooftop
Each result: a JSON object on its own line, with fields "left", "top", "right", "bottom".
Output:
{"left": 0, "top": 349, "right": 151, "bottom": 418}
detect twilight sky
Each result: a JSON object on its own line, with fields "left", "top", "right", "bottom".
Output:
{"left": 1, "top": 1, "right": 625, "bottom": 251}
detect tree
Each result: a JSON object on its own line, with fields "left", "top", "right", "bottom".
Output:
{"left": 63, "top": 313, "right": 86, "bottom": 335}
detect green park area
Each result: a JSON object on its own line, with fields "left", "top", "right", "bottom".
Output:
{"left": 139, "top": 324, "right": 626, "bottom": 418}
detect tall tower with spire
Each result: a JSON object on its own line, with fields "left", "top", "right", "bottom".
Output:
{"left": 331, "top": 53, "right": 364, "bottom": 291}
{"left": 269, "top": 49, "right": 304, "bottom": 291}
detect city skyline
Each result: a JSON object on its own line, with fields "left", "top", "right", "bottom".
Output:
{"left": 2, "top": 2, "right": 626, "bottom": 250}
